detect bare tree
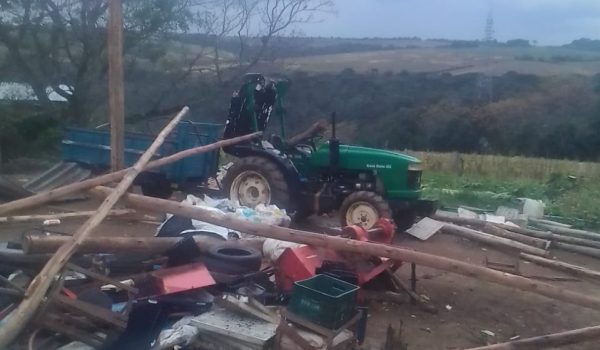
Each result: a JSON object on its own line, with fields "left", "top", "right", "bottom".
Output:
{"left": 0, "top": 0, "right": 191, "bottom": 125}
{"left": 198, "top": 0, "right": 333, "bottom": 83}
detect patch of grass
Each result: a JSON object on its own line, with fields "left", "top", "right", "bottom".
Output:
{"left": 422, "top": 171, "right": 600, "bottom": 229}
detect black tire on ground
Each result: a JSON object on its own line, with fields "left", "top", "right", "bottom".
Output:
{"left": 201, "top": 243, "right": 262, "bottom": 275}
{"left": 140, "top": 177, "right": 173, "bottom": 199}
{"left": 340, "top": 191, "right": 393, "bottom": 229}
{"left": 222, "top": 156, "right": 291, "bottom": 209}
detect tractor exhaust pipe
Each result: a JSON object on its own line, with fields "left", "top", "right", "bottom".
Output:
{"left": 329, "top": 112, "right": 340, "bottom": 170}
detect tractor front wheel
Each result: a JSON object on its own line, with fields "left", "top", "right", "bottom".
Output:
{"left": 340, "top": 191, "right": 392, "bottom": 230}
{"left": 222, "top": 156, "right": 291, "bottom": 209}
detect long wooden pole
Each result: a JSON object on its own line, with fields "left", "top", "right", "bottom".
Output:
{"left": 91, "top": 187, "right": 600, "bottom": 312}
{"left": 0, "top": 209, "right": 134, "bottom": 224}
{"left": 433, "top": 213, "right": 600, "bottom": 250}
{"left": 536, "top": 223, "right": 600, "bottom": 242}
{"left": 520, "top": 253, "right": 600, "bottom": 282}
{"left": 0, "top": 108, "right": 188, "bottom": 348}
{"left": 442, "top": 224, "right": 550, "bottom": 257}
{"left": 0, "top": 132, "right": 261, "bottom": 216}
{"left": 552, "top": 242, "right": 600, "bottom": 259}
{"left": 108, "top": 0, "right": 125, "bottom": 171}
{"left": 465, "top": 324, "right": 600, "bottom": 350}
{"left": 481, "top": 223, "right": 551, "bottom": 250}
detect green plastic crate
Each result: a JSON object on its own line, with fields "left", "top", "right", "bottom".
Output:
{"left": 288, "top": 274, "right": 359, "bottom": 329}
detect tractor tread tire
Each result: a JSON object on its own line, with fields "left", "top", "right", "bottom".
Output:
{"left": 222, "top": 156, "right": 291, "bottom": 210}
{"left": 340, "top": 191, "right": 392, "bottom": 228}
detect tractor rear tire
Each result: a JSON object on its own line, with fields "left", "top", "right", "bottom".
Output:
{"left": 340, "top": 191, "right": 392, "bottom": 230}
{"left": 222, "top": 156, "right": 291, "bottom": 210}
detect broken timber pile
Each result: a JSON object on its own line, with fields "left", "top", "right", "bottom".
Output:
{"left": 433, "top": 213, "right": 600, "bottom": 254}
{"left": 89, "top": 186, "right": 600, "bottom": 312}
{"left": 0, "top": 106, "right": 190, "bottom": 347}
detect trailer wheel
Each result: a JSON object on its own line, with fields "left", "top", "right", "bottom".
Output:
{"left": 340, "top": 191, "right": 392, "bottom": 230}
{"left": 222, "top": 156, "right": 290, "bottom": 209}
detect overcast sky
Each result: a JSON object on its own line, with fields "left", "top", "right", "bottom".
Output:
{"left": 300, "top": 0, "right": 600, "bottom": 45}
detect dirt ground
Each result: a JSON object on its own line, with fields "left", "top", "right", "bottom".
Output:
{"left": 1, "top": 195, "right": 600, "bottom": 350}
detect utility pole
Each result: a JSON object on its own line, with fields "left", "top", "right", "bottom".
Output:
{"left": 108, "top": 0, "right": 125, "bottom": 171}
{"left": 478, "top": 11, "right": 495, "bottom": 103}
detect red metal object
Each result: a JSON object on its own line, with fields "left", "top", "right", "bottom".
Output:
{"left": 275, "top": 245, "right": 343, "bottom": 293}
{"left": 276, "top": 220, "right": 401, "bottom": 294}
{"left": 151, "top": 262, "right": 215, "bottom": 295}
{"left": 341, "top": 218, "right": 395, "bottom": 245}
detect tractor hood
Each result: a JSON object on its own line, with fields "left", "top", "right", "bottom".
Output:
{"left": 339, "top": 145, "right": 421, "bottom": 165}
{"left": 307, "top": 143, "right": 422, "bottom": 199}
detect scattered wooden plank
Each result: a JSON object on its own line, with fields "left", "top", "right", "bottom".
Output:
{"left": 93, "top": 186, "right": 600, "bottom": 312}
{"left": 23, "top": 235, "right": 183, "bottom": 255}
{"left": 466, "top": 324, "right": 600, "bottom": 350}
{"left": 0, "top": 131, "right": 262, "bottom": 216}
{"left": 0, "top": 107, "right": 188, "bottom": 348}
{"left": 0, "top": 209, "right": 134, "bottom": 224}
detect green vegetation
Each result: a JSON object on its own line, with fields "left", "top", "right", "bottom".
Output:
{"left": 423, "top": 171, "right": 600, "bottom": 228}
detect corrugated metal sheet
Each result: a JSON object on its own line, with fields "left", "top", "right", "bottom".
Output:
{"left": 23, "top": 162, "right": 91, "bottom": 194}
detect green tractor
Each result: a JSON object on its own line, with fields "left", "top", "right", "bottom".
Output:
{"left": 221, "top": 74, "right": 434, "bottom": 230}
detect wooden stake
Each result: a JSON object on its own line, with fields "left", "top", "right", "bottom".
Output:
{"left": 442, "top": 224, "right": 550, "bottom": 257}
{"left": 108, "top": 0, "right": 125, "bottom": 171}
{"left": 465, "top": 324, "right": 600, "bottom": 350}
{"left": 0, "top": 108, "right": 187, "bottom": 348}
{"left": 0, "top": 132, "right": 261, "bottom": 216}
{"left": 0, "top": 209, "right": 134, "bottom": 224}
{"left": 91, "top": 187, "right": 600, "bottom": 312}
{"left": 520, "top": 253, "right": 600, "bottom": 282}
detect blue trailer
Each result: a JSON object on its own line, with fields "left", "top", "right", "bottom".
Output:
{"left": 61, "top": 120, "right": 222, "bottom": 197}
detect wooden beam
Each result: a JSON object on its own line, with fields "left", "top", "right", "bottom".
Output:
{"left": 108, "top": 0, "right": 125, "bottom": 171}
{"left": 465, "top": 324, "right": 600, "bottom": 350}
{"left": 0, "top": 108, "right": 187, "bottom": 348}
{"left": 0, "top": 209, "right": 134, "bottom": 224}
{"left": 520, "top": 253, "right": 600, "bottom": 282}
{"left": 0, "top": 131, "right": 261, "bottom": 216}
{"left": 92, "top": 187, "right": 600, "bottom": 312}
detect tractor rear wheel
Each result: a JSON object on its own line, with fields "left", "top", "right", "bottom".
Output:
{"left": 340, "top": 191, "right": 392, "bottom": 230}
{"left": 222, "top": 156, "right": 291, "bottom": 209}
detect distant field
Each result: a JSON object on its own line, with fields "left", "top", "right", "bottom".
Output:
{"left": 273, "top": 46, "right": 600, "bottom": 76}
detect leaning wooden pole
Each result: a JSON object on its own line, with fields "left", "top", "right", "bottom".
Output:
{"left": 91, "top": 187, "right": 600, "bottom": 312}
{"left": 0, "top": 132, "right": 262, "bottom": 216}
{"left": 0, "top": 108, "right": 188, "bottom": 348}
{"left": 465, "top": 324, "right": 600, "bottom": 350}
